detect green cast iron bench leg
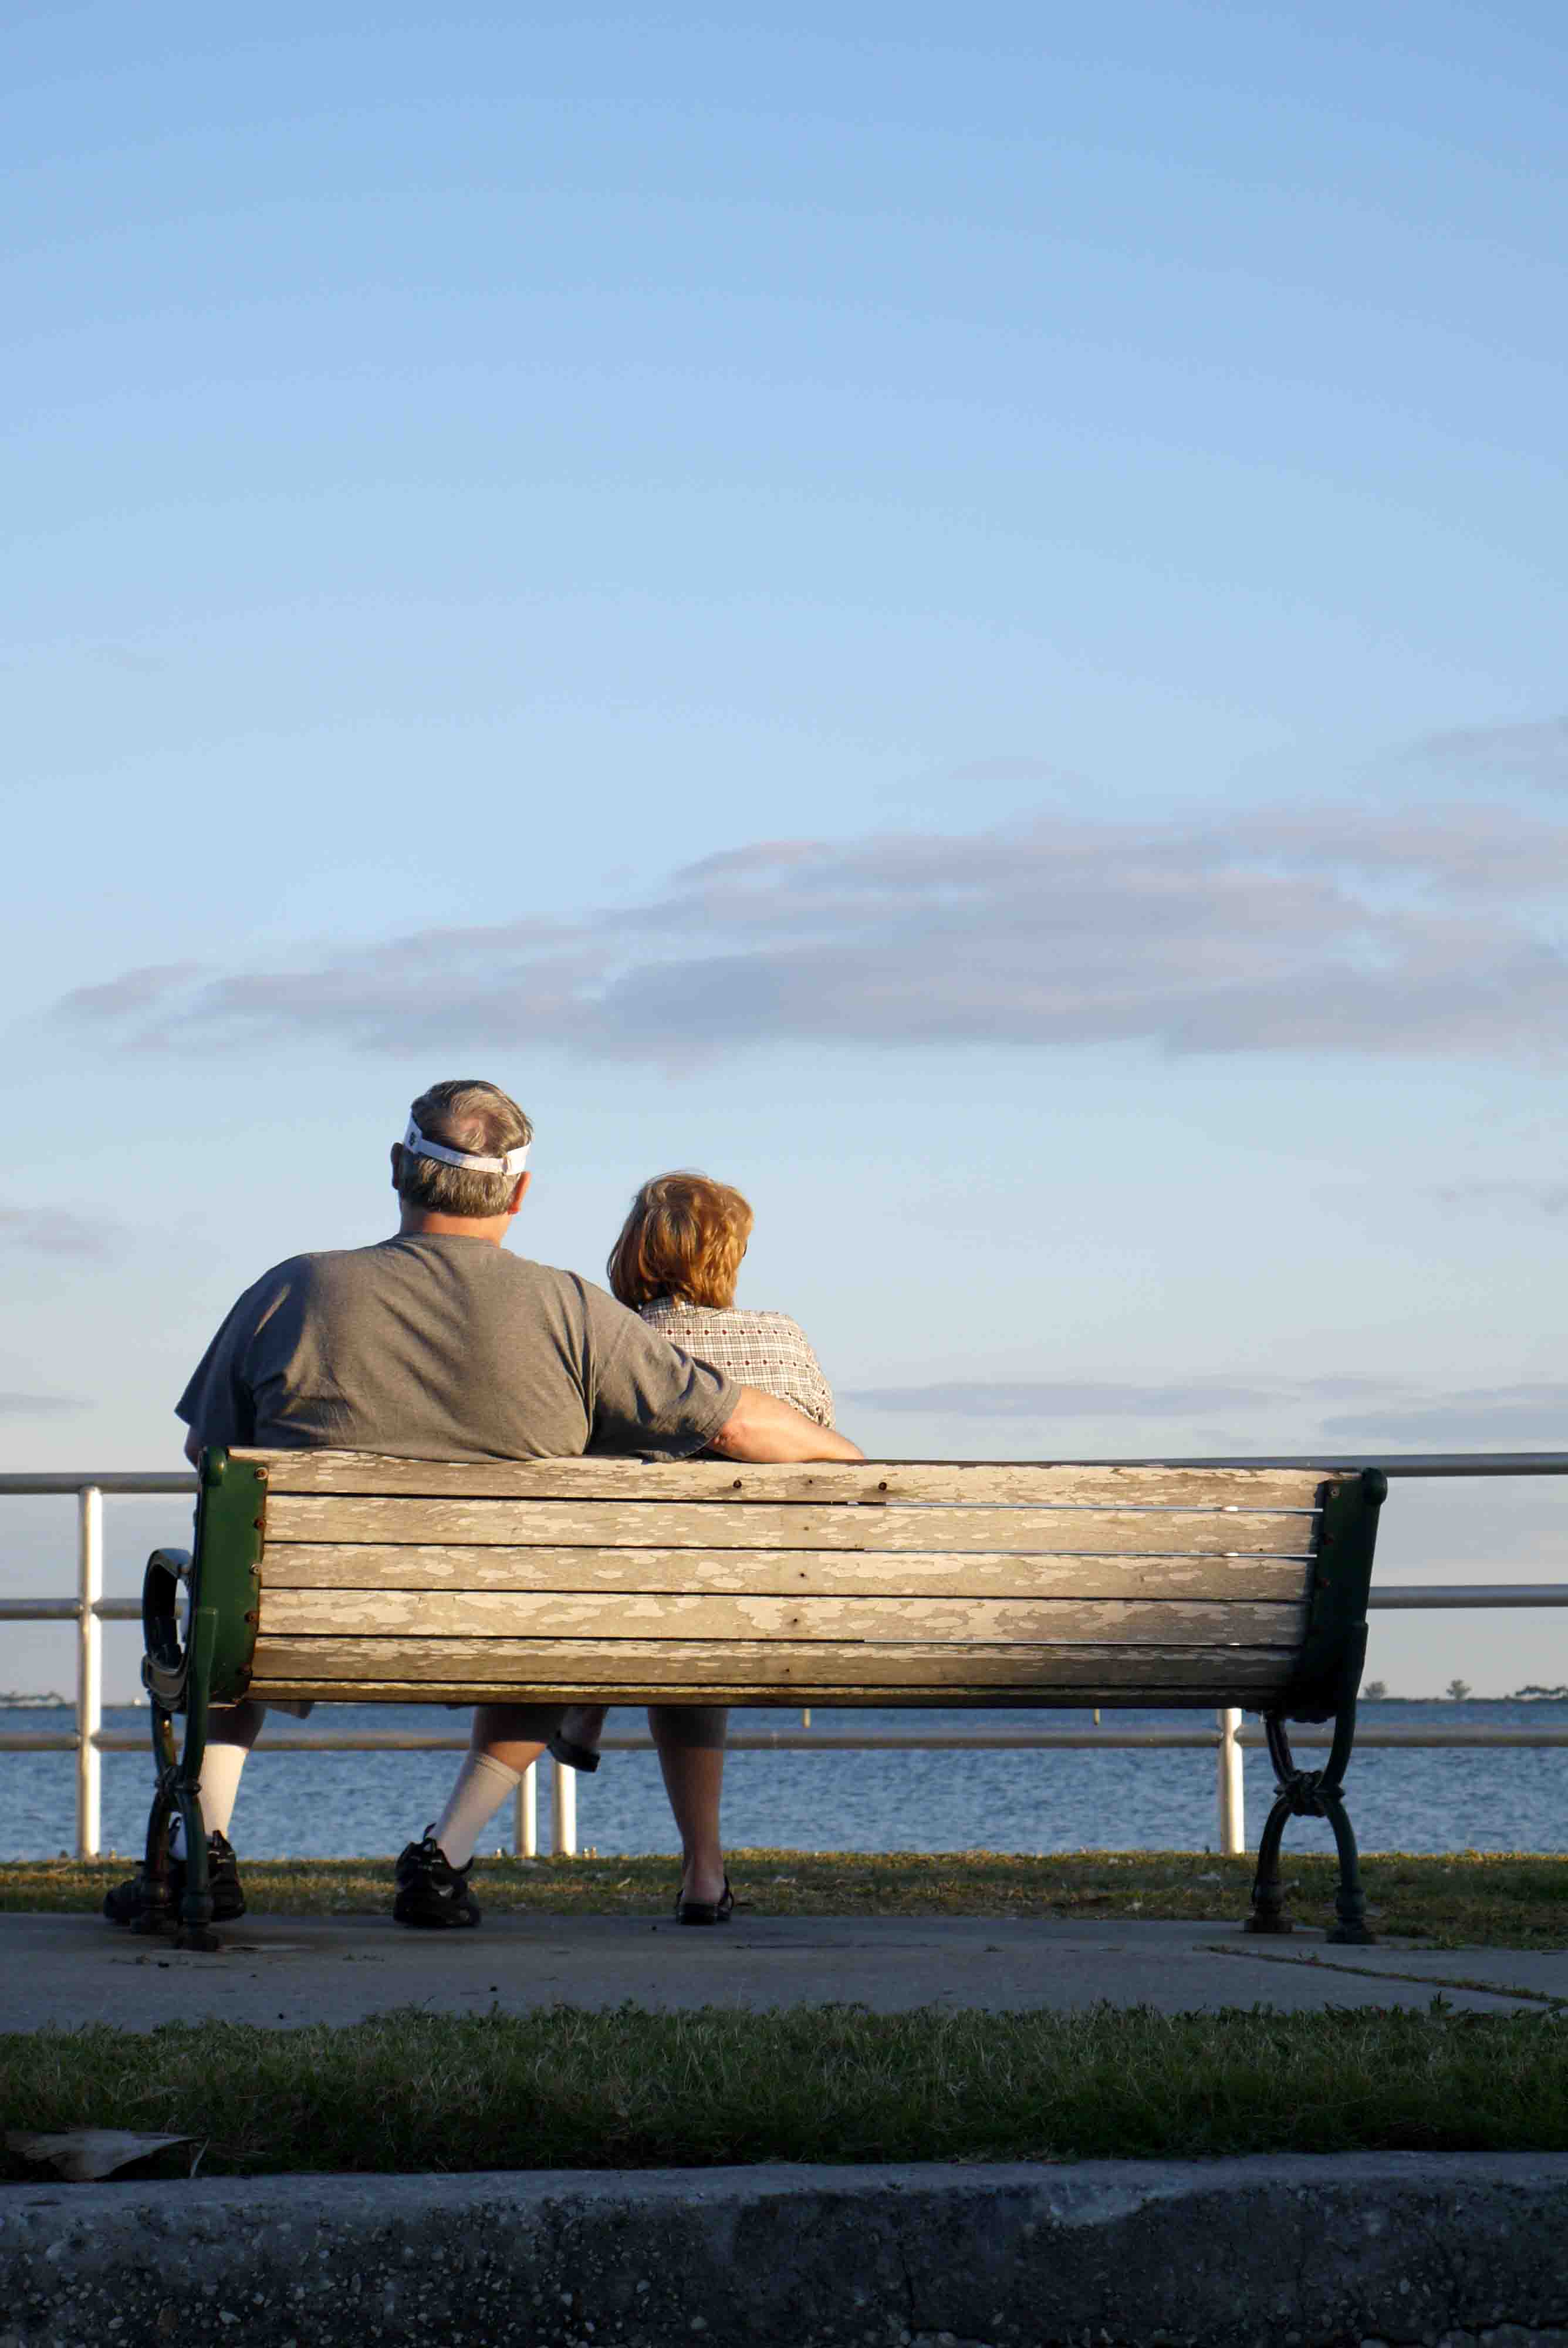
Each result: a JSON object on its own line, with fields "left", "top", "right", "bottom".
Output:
{"left": 132, "top": 1459, "right": 265, "bottom": 1954}
{"left": 1245, "top": 1705, "right": 1373, "bottom": 1945}
{"left": 136, "top": 1545, "right": 221, "bottom": 1950}
{"left": 1242, "top": 1468, "right": 1384, "bottom": 1944}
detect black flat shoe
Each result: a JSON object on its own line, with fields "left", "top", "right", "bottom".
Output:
{"left": 547, "top": 1730, "right": 601, "bottom": 1774}
{"left": 675, "top": 1874, "right": 735, "bottom": 1927}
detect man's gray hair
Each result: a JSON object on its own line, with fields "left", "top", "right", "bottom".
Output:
{"left": 398, "top": 1079, "right": 534, "bottom": 1219}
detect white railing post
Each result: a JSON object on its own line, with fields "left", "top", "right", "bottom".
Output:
{"left": 77, "top": 1486, "right": 103, "bottom": 1860}
{"left": 515, "top": 1761, "right": 538, "bottom": 1858}
{"left": 1216, "top": 1706, "right": 1245, "bottom": 1857}
{"left": 552, "top": 1756, "right": 577, "bottom": 1857}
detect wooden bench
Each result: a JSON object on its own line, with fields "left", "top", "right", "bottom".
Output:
{"left": 133, "top": 1447, "right": 1387, "bottom": 1949}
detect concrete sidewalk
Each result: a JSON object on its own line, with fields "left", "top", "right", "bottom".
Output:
{"left": 2, "top": 1907, "right": 1562, "bottom": 2030}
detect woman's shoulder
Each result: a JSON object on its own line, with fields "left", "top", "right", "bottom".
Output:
{"left": 640, "top": 1300, "right": 820, "bottom": 1353}
{"left": 646, "top": 1301, "right": 809, "bottom": 1335}
{"left": 716, "top": 1307, "right": 826, "bottom": 1365}
{"left": 746, "top": 1310, "right": 816, "bottom": 1347}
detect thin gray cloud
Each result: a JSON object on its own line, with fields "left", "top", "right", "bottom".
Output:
{"left": 1409, "top": 717, "right": 1568, "bottom": 790}
{"left": 56, "top": 962, "right": 205, "bottom": 1021}
{"left": 51, "top": 801, "right": 1568, "bottom": 1066}
{"left": 0, "top": 1207, "right": 124, "bottom": 1260}
{"left": 1430, "top": 1181, "right": 1568, "bottom": 1217}
{"left": 0, "top": 1392, "right": 91, "bottom": 1416}
{"left": 846, "top": 1379, "right": 1292, "bottom": 1418}
{"left": 846, "top": 1374, "right": 1568, "bottom": 1445}
{"left": 1319, "top": 1392, "right": 1568, "bottom": 1442}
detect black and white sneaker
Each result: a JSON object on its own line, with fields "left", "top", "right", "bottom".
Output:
{"left": 393, "top": 1830, "right": 481, "bottom": 1929}
{"left": 103, "top": 1831, "right": 246, "bottom": 1927}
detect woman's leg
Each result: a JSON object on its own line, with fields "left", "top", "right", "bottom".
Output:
{"left": 648, "top": 1706, "right": 729, "bottom": 1907}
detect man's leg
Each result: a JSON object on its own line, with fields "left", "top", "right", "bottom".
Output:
{"left": 168, "top": 1698, "right": 268, "bottom": 1854}
{"left": 105, "top": 1698, "right": 267, "bottom": 1926}
{"left": 550, "top": 1704, "right": 609, "bottom": 1772}
{"left": 648, "top": 1706, "right": 730, "bottom": 1916}
{"left": 393, "top": 1705, "right": 561, "bottom": 1928}
{"left": 431, "top": 1704, "right": 557, "bottom": 1865}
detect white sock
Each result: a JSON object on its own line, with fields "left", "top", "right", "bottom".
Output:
{"left": 432, "top": 1752, "right": 521, "bottom": 1868}
{"left": 197, "top": 1736, "right": 253, "bottom": 1840}
{"left": 170, "top": 1703, "right": 266, "bottom": 1856}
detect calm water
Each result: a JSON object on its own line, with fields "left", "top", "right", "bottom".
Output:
{"left": 3, "top": 1700, "right": 1564, "bottom": 1863}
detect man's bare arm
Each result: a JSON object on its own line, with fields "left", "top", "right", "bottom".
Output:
{"left": 183, "top": 1427, "right": 201, "bottom": 1467}
{"left": 708, "top": 1386, "right": 865, "bottom": 1463}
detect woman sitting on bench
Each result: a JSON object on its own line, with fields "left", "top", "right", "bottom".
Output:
{"left": 550, "top": 1171, "right": 840, "bottom": 1921}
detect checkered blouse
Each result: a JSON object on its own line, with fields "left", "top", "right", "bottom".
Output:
{"left": 638, "top": 1298, "right": 836, "bottom": 1429}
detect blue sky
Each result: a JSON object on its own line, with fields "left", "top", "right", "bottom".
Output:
{"left": 4, "top": 1, "right": 1568, "bottom": 1693}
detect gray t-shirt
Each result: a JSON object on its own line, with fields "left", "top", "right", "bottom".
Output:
{"left": 175, "top": 1234, "right": 738, "bottom": 1462}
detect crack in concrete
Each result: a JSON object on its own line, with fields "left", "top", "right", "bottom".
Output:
{"left": 1202, "top": 1943, "right": 1566, "bottom": 2008}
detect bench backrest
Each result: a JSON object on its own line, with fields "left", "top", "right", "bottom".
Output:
{"left": 187, "top": 1449, "right": 1385, "bottom": 1720}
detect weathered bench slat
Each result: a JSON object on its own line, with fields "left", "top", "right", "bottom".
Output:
{"left": 260, "top": 1591, "right": 1307, "bottom": 1644}
{"left": 262, "top": 1499, "right": 1319, "bottom": 1556}
{"left": 246, "top": 1678, "right": 1282, "bottom": 1708}
{"left": 248, "top": 1636, "right": 1295, "bottom": 1691}
{"left": 259, "top": 1543, "right": 1313, "bottom": 1600}
{"left": 239, "top": 1450, "right": 1327, "bottom": 1511}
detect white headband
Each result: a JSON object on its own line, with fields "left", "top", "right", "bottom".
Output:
{"left": 402, "top": 1117, "right": 530, "bottom": 1179}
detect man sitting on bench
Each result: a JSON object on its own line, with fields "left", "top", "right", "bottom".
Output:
{"left": 104, "top": 1076, "right": 863, "bottom": 1928}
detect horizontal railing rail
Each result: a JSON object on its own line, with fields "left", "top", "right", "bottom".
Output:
{"left": 4, "top": 1727, "right": 1567, "bottom": 1754}
{"left": 9, "top": 1587, "right": 1568, "bottom": 1623}
{"left": 0, "top": 1474, "right": 198, "bottom": 1495}
{"left": 7, "top": 1453, "right": 1568, "bottom": 1492}
{"left": 4, "top": 1458, "right": 1566, "bottom": 1860}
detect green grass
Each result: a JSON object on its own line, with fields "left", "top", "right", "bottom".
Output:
{"left": 6, "top": 1848, "right": 1568, "bottom": 1946}
{"left": 4, "top": 2002, "right": 1565, "bottom": 2179}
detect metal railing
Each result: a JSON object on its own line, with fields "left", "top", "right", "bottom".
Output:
{"left": 3, "top": 1459, "right": 1567, "bottom": 1864}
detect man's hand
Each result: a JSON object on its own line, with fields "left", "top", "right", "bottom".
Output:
{"left": 709, "top": 1386, "right": 865, "bottom": 1463}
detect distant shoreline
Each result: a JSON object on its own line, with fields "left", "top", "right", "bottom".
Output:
{"left": 4, "top": 1691, "right": 1568, "bottom": 1709}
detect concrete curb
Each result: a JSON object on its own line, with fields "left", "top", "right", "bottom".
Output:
{"left": 4, "top": 2154, "right": 1567, "bottom": 2347}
